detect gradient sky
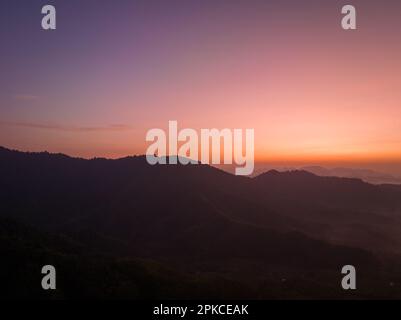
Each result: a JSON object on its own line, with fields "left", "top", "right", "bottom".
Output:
{"left": 1, "top": 0, "right": 401, "bottom": 172}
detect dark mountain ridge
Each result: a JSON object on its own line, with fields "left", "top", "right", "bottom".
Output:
{"left": 1, "top": 146, "right": 401, "bottom": 298}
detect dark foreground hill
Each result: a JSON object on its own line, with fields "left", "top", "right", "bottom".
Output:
{"left": 1, "top": 146, "right": 401, "bottom": 299}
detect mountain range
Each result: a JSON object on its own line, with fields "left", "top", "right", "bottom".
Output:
{"left": 301, "top": 166, "right": 401, "bottom": 185}
{"left": 1, "top": 146, "right": 401, "bottom": 299}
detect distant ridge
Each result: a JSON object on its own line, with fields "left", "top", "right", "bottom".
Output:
{"left": 302, "top": 165, "right": 401, "bottom": 185}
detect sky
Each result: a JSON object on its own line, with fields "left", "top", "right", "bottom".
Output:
{"left": 1, "top": 0, "right": 401, "bottom": 174}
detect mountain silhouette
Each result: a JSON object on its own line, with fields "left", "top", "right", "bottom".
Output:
{"left": 1, "top": 146, "right": 401, "bottom": 299}
{"left": 301, "top": 165, "right": 401, "bottom": 185}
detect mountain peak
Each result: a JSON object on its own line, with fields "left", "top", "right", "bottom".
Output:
{"left": 255, "top": 169, "right": 317, "bottom": 180}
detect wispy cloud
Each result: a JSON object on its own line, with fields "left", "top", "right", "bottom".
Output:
{"left": 0, "top": 121, "right": 132, "bottom": 132}
{"left": 13, "top": 94, "right": 40, "bottom": 102}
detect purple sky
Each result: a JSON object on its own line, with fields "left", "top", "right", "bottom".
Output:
{"left": 1, "top": 0, "right": 401, "bottom": 174}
